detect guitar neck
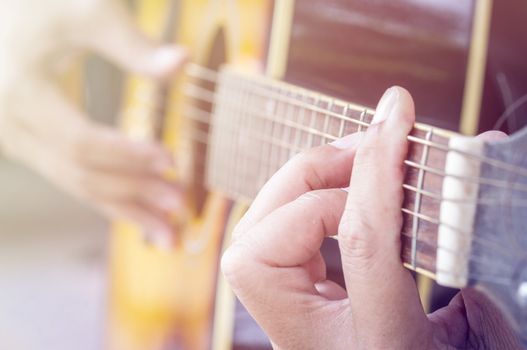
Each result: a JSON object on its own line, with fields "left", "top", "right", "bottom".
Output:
{"left": 185, "top": 64, "right": 466, "bottom": 281}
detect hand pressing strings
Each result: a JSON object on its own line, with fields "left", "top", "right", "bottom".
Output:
{"left": 222, "top": 87, "right": 521, "bottom": 349}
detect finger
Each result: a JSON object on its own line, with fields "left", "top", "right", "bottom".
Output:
{"left": 101, "top": 200, "right": 174, "bottom": 249}
{"left": 14, "top": 79, "right": 175, "bottom": 177}
{"left": 77, "top": 124, "right": 175, "bottom": 177}
{"left": 235, "top": 133, "right": 360, "bottom": 237}
{"left": 7, "top": 77, "right": 90, "bottom": 152}
{"left": 338, "top": 87, "right": 431, "bottom": 347}
{"left": 222, "top": 188, "right": 349, "bottom": 349}
{"left": 75, "top": 1, "right": 187, "bottom": 79}
{"left": 77, "top": 168, "right": 182, "bottom": 213}
{"left": 223, "top": 189, "right": 346, "bottom": 294}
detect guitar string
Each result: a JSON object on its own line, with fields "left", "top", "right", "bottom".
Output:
{"left": 180, "top": 83, "right": 527, "bottom": 194}
{"left": 126, "top": 70, "right": 521, "bottom": 280}
{"left": 126, "top": 102, "right": 515, "bottom": 258}
{"left": 180, "top": 100, "right": 520, "bottom": 274}
{"left": 127, "top": 88, "right": 527, "bottom": 205}
{"left": 185, "top": 63, "right": 527, "bottom": 179}
{"left": 402, "top": 184, "right": 527, "bottom": 207}
{"left": 186, "top": 85, "right": 527, "bottom": 197}
{"left": 124, "top": 108, "right": 515, "bottom": 284}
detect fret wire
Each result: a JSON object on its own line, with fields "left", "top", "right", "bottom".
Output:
{"left": 246, "top": 83, "right": 259, "bottom": 197}
{"left": 357, "top": 108, "right": 367, "bottom": 133}
{"left": 306, "top": 94, "right": 319, "bottom": 148}
{"left": 236, "top": 79, "right": 248, "bottom": 198}
{"left": 259, "top": 87, "right": 277, "bottom": 189}
{"left": 402, "top": 232, "right": 511, "bottom": 272}
{"left": 217, "top": 78, "right": 231, "bottom": 194}
{"left": 256, "top": 82, "right": 273, "bottom": 192}
{"left": 269, "top": 86, "right": 284, "bottom": 181}
{"left": 216, "top": 78, "right": 227, "bottom": 193}
{"left": 232, "top": 78, "right": 247, "bottom": 196}
{"left": 230, "top": 78, "right": 242, "bottom": 195}
{"left": 206, "top": 76, "right": 223, "bottom": 191}
{"left": 320, "top": 99, "right": 334, "bottom": 145}
{"left": 400, "top": 208, "right": 510, "bottom": 255}
{"left": 338, "top": 105, "right": 347, "bottom": 138}
{"left": 327, "top": 230, "right": 511, "bottom": 282}
{"left": 236, "top": 79, "right": 252, "bottom": 198}
{"left": 282, "top": 89, "right": 296, "bottom": 165}
{"left": 404, "top": 232, "right": 511, "bottom": 264}
{"left": 321, "top": 100, "right": 332, "bottom": 144}
{"left": 249, "top": 82, "right": 267, "bottom": 195}
{"left": 291, "top": 92, "right": 306, "bottom": 158}
{"left": 410, "top": 128, "right": 434, "bottom": 270}
{"left": 226, "top": 77, "right": 240, "bottom": 194}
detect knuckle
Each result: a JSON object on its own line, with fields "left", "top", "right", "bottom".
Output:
{"left": 288, "top": 150, "right": 326, "bottom": 189}
{"left": 338, "top": 213, "right": 377, "bottom": 263}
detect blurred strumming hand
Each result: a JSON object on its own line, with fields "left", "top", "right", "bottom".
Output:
{"left": 0, "top": 0, "right": 187, "bottom": 245}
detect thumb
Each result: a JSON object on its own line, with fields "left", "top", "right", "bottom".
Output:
{"left": 338, "top": 87, "right": 431, "bottom": 348}
{"left": 75, "top": 1, "right": 188, "bottom": 80}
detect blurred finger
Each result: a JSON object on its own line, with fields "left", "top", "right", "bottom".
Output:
{"left": 101, "top": 200, "right": 174, "bottom": 249}
{"left": 78, "top": 168, "right": 182, "bottom": 213}
{"left": 77, "top": 125, "right": 175, "bottom": 177}
{"left": 76, "top": 0, "right": 187, "bottom": 79}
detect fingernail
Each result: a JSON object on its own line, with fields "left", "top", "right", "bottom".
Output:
{"left": 330, "top": 133, "right": 358, "bottom": 149}
{"left": 372, "top": 87, "right": 399, "bottom": 124}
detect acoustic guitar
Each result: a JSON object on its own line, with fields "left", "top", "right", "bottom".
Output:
{"left": 108, "top": 0, "right": 527, "bottom": 349}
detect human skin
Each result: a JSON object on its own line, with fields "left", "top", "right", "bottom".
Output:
{"left": 0, "top": 0, "right": 187, "bottom": 246}
{"left": 221, "top": 87, "right": 521, "bottom": 349}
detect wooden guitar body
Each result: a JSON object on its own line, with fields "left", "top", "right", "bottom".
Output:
{"left": 107, "top": 1, "right": 270, "bottom": 349}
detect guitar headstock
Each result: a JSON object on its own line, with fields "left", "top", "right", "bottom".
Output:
{"left": 468, "top": 126, "right": 527, "bottom": 346}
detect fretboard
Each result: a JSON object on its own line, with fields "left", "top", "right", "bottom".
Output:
{"left": 185, "top": 64, "right": 461, "bottom": 280}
